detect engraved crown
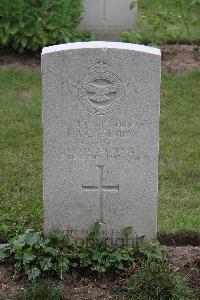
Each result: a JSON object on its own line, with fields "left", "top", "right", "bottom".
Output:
{"left": 91, "top": 59, "right": 111, "bottom": 73}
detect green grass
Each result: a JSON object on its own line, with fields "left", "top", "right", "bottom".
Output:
{"left": 137, "top": 0, "right": 200, "bottom": 44}
{"left": 0, "top": 69, "right": 43, "bottom": 241}
{"left": 0, "top": 68, "right": 199, "bottom": 241}
{"left": 158, "top": 71, "right": 200, "bottom": 234}
{"left": 124, "top": 260, "right": 196, "bottom": 300}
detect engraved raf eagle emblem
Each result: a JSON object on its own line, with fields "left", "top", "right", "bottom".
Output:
{"left": 78, "top": 59, "right": 125, "bottom": 116}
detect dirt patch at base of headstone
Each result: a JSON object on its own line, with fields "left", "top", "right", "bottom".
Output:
{"left": 0, "top": 246, "right": 199, "bottom": 300}
{"left": 161, "top": 44, "right": 200, "bottom": 74}
{"left": 0, "top": 45, "right": 200, "bottom": 74}
{"left": 158, "top": 232, "right": 200, "bottom": 246}
{"left": 0, "top": 47, "right": 40, "bottom": 70}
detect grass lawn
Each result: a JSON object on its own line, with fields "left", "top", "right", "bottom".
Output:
{"left": 138, "top": 0, "right": 200, "bottom": 44}
{"left": 0, "top": 68, "right": 199, "bottom": 241}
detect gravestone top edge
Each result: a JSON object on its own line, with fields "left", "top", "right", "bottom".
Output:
{"left": 42, "top": 41, "right": 161, "bottom": 56}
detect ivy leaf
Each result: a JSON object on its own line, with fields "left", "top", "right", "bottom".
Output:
{"left": 88, "top": 222, "right": 101, "bottom": 240}
{"left": 14, "top": 261, "right": 22, "bottom": 269}
{"left": 43, "top": 246, "right": 59, "bottom": 257}
{"left": 114, "top": 251, "right": 123, "bottom": 262}
{"left": 14, "top": 251, "right": 23, "bottom": 261}
{"left": 129, "top": 0, "right": 137, "bottom": 10}
{"left": 116, "top": 262, "right": 124, "bottom": 270}
{"left": 10, "top": 240, "right": 25, "bottom": 253}
{"left": 58, "top": 258, "right": 70, "bottom": 271}
{"left": 122, "top": 253, "right": 131, "bottom": 260}
{"left": 54, "top": 258, "right": 70, "bottom": 279}
{"left": 27, "top": 267, "right": 41, "bottom": 280}
{"left": 92, "top": 250, "right": 101, "bottom": 261}
{"left": 92, "top": 265, "right": 106, "bottom": 273}
{"left": 0, "top": 244, "right": 10, "bottom": 251}
{"left": 25, "top": 231, "right": 40, "bottom": 247}
{"left": 22, "top": 253, "right": 36, "bottom": 265}
{"left": 121, "top": 226, "right": 133, "bottom": 238}
{"left": 48, "top": 229, "right": 72, "bottom": 248}
{"left": 0, "top": 245, "right": 10, "bottom": 261}
{"left": 40, "top": 257, "right": 52, "bottom": 271}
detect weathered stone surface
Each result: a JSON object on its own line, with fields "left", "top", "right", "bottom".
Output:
{"left": 81, "top": 0, "right": 137, "bottom": 37}
{"left": 42, "top": 42, "right": 161, "bottom": 243}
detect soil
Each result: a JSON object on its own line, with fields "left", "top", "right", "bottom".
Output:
{"left": 0, "top": 47, "right": 41, "bottom": 71}
{"left": 166, "top": 246, "right": 200, "bottom": 297}
{"left": 161, "top": 45, "right": 200, "bottom": 74}
{"left": 158, "top": 232, "right": 200, "bottom": 247}
{"left": 0, "top": 246, "right": 199, "bottom": 300}
{"left": 0, "top": 45, "right": 200, "bottom": 74}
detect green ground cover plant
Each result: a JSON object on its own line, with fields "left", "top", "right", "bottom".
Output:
{"left": 0, "top": 0, "right": 93, "bottom": 52}
{"left": 0, "top": 225, "right": 165, "bottom": 280}
{"left": 0, "top": 68, "right": 199, "bottom": 241}
{"left": 121, "top": 0, "right": 200, "bottom": 45}
{"left": 0, "top": 226, "right": 196, "bottom": 299}
{"left": 158, "top": 71, "right": 200, "bottom": 235}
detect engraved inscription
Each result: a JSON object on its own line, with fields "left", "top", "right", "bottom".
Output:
{"left": 82, "top": 165, "right": 119, "bottom": 223}
{"left": 54, "top": 118, "right": 152, "bottom": 163}
{"left": 78, "top": 59, "right": 125, "bottom": 115}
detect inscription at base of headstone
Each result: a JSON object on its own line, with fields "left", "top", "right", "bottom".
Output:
{"left": 42, "top": 42, "right": 161, "bottom": 243}
{"left": 81, "top": 0, "right": 137, "bottom": 38}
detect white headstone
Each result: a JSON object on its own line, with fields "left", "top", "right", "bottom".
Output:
{"left": 81, "top": 0, "right": 137, "bottom": 38}
{"left": 42, "top": 42, "right": 161, "bottom": 244}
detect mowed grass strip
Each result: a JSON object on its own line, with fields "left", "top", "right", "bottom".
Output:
{"left": 0, "top": 68, "right": 199, "bottom": 241}
{"left": 0, "top": 68, "right": 43, "bottom": 241}
{"left": 159, "top": 70, "right": 200, "bottom": 234}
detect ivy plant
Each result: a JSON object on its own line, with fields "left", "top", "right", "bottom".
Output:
{"left": 0, "top": 224, "right": 166, "bottom": 280}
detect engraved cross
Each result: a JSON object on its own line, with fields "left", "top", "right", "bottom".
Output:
{"left": 82, "top": 165, "right": 119, "bottom": 223}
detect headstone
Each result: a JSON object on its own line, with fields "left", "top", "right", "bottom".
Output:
{"left": 42, "top": 42, "right": 161, "bottom": 244}
{"left": 81, "top": 0, "right": 137, "bottom": 39}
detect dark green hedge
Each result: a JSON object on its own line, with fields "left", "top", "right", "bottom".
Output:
{"left": 0, "top": 0, "right": 83, "bottom": 52}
